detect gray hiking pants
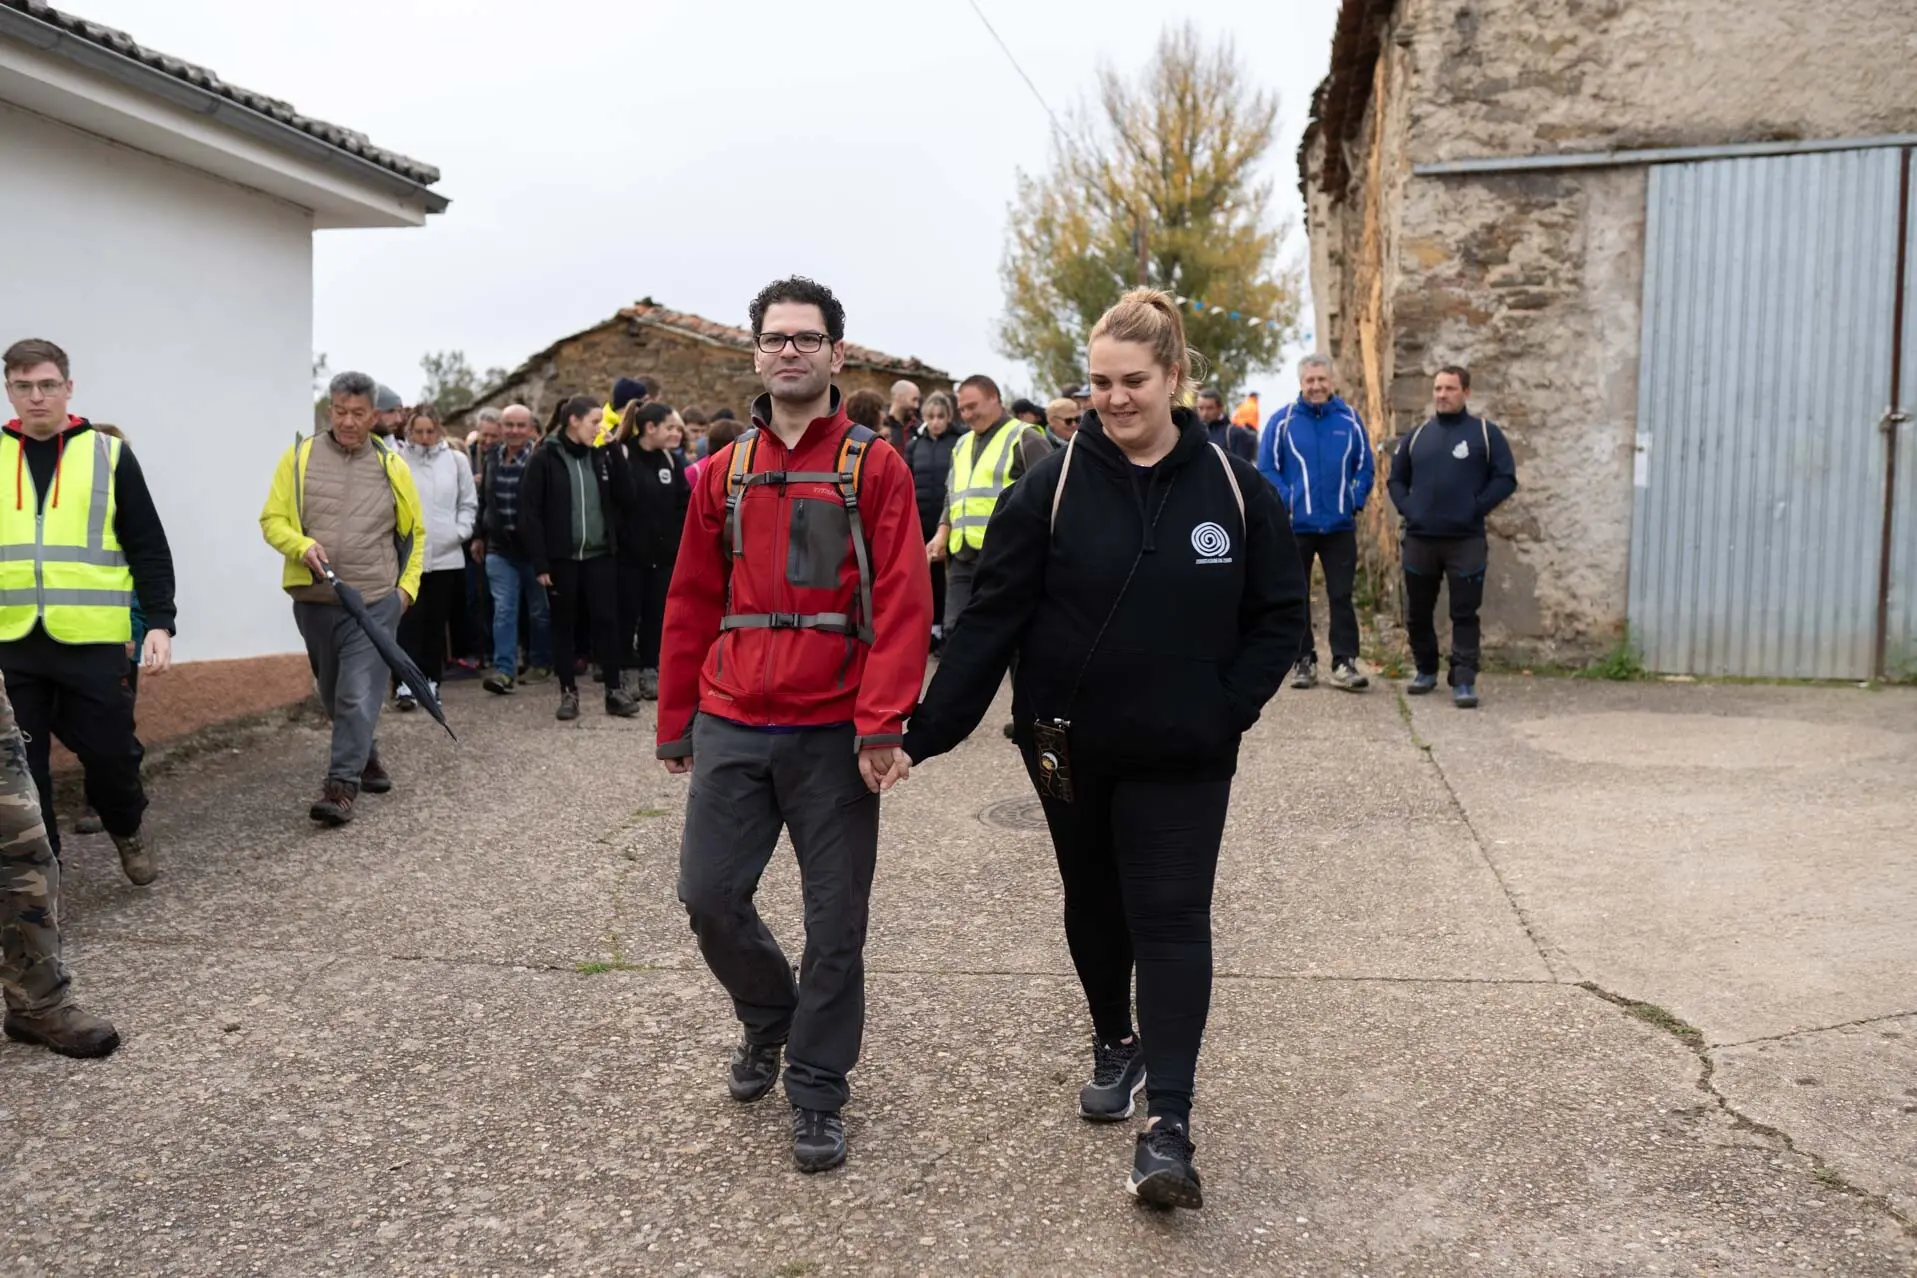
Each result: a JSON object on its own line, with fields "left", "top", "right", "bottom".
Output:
{"left": 677, "top": 715, "right": 880, "bottom": 1111}
{"left": 294, "top": 594, "right": 403, "bottom": 785}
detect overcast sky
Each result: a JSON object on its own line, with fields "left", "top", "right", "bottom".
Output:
{"left": 79, "top": 0, "right": 1339, "bottom": 405}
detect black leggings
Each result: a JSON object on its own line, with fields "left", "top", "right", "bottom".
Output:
{"left": 619, "top": 559, "right": 673, "bottom": 671}
{"left": 398, "top": 568, "right": 465, "bottom": 684}
{"left": 547, "top": 556, "right": 622, "bottom": 694}
{"left": 1023, "top": 747, "right": 1231, "bottom": 1125}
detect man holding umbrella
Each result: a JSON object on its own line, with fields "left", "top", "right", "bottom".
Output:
{"left": 261, "top": 371, "right": 424, "bottom": 826}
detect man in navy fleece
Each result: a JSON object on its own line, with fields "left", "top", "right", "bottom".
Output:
{"left": 1258, "top": 354, "right": 1374, "bottom": 691}
{"left": 1385, "top": 366, "right": 1518, "bottom": 708}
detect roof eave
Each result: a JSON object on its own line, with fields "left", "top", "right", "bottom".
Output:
{"left": 0, "top": 5, "right": 447, "bottom": 213}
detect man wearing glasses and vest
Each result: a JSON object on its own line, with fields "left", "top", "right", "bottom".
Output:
{"left": 657, "top": 276, "right": 930, "bottom": 1176}
{"left": 928, "top": 375, "right": 1051, "bottom": 643}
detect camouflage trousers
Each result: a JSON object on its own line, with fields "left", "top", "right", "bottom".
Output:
{"left": 0, "top": 672, "right": 66, "bottom": 1013}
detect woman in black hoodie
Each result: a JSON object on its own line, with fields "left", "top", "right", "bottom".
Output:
{"left": 519, "top": 396, "right": 642, "bottom": 722}
{"left": 903, "top": 289, "right": 1307, "bottom": 1209}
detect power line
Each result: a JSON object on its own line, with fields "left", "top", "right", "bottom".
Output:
{"left": 962, "top": 0, "right": 1066, "bottom": 140}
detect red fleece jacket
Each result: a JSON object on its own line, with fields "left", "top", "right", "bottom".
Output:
{"left": 655, "top": 399, "right": 932, "bottom": 756}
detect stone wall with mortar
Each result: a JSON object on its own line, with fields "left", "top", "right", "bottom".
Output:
{"left": 461, "top": 322, "right": 952, "bottom": 428}
{"left": 1307, "top": 0, "right": 1917, "bottom": 663}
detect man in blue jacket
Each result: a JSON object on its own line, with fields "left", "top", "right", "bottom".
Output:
{"left": 1258, "top": 354, "right": 1374, "bottom": 691}
{"left": 1385, "top": 366, "right": 1518, "bottom": 709}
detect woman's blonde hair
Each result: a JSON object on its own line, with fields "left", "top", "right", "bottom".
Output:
{"left": 1087, "top": 287, "right": 1205, "bottom": 407}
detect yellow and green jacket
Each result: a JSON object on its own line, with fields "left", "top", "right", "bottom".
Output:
{"left": 259, "top": 432, "right": 425, "bottom": 600}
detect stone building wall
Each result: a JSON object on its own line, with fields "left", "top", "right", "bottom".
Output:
{"left": 1306, "top": 0, "right": 1917, "bottom": 663}
{"left": 461, "top": 318, "right": 952, "bottom": 429}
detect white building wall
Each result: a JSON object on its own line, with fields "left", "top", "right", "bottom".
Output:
{"left": 0, "top": 100, "right": 313, "bottom": 661}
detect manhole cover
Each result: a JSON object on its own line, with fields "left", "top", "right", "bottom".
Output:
{"left": 978, "top": 797, "right": 1048, "bottom": 831}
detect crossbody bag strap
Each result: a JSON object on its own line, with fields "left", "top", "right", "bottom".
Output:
{"left": 1048, "top": 432, "right": 1077, "bottom": 536}
{"left": 1210, "top": 442, "right": 1245, "bottom": 531}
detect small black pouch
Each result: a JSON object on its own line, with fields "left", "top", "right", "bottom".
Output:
{"left": 1031, "top": 717, "right": 1075, "bottom": 803}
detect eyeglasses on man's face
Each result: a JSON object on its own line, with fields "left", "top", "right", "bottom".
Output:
{"left": 5, "top": 379, "right": 66, "bottom": 399}
{"left": 755, "top": 331, "right": 831, "bottom": 355}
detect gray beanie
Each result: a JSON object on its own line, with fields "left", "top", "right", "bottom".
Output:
{"left": 375, "top": 383, "right": 404, "bottom": 413}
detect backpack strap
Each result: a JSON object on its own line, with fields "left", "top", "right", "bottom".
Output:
{"left": 1049, "top": 433, "right": 1077, "bottom": 536}
{"left": 1210, "top": 443, "right": 1246, "bottom": 530}
{"left": 719, "top": 424, "right": 880, "bottom": 645}
{"left": 291, "top": 431, "right": 306, "bottom": 529}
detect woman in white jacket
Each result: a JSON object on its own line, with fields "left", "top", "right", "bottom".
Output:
{"left": 395, "top": 405, "right": 478, "bottom": 710}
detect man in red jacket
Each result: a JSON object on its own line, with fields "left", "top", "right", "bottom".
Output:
{"left": 657, "top": 276, "right": 931, "bottom": 1175}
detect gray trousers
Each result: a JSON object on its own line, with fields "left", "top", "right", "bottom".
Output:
{"left": 943, "top": 555, "right": 978, "bottom": 637}
{"left": 677, "top": 715, "right": 880, "bottom": 1111}
{"left": 294, "top": 594, "right": 403, "bottom": 785}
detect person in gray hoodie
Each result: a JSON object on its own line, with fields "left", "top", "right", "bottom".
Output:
{"left": 395, "top": 405, "right": 477, "bottom": 709}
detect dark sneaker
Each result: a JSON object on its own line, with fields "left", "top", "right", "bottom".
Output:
{"left": 638, "top": 668, "right": 660, "bottom": 701}
{"left": 793, "top": 1107, "right": 847, "bottom": 1174}
{"left": 74, "top": 807, "right": 104, "bottom": 835}
{"left": 1406, "top": 671, "right": 1439, "bottom": 695}
{"left": 1002, "top": 721, "right": 1016, "bottom": 739}
{"left": 395, "top": 684, "right": 417, "bottom": 712}
{"left": 728, "top": 1036, "right": 785, "bottom": 1102}
{"left": 1080, "top": 1036, "right": 1147, "bottom": 1121}
{"left": 111, "top": 828, "right": 158, "bottom": 886}
{"left": 1128, "top": 1120, "right": 1203, "bottom": 1209}
{"left": 1329, "top": 660, "right": 1370, "bottom": 692}
{"left": 605, "top": 689, "right": 641, "bottom": 719}
{"left": 556, "top": 690, "right": 580, "bottom": 721}
{"left": 1290, "top": 657, "right": 1318, "bottom": 690}
{"left": 360, "top": 753, "right": 393, "bottom": 795}
{"left": 309, "top": 779, "right": 357, "bottom": 827}
{"left": 1454, "top": 683, "right": 1480, "bottom": 709}
{"left": 4, "top": 1003, "right": 121, "bottom": 1059}
{"left": 521, "top": 666, "right": 554, "bottom": 686}
{"left": 482, "top": 671, "right": 516, "bottom": 695}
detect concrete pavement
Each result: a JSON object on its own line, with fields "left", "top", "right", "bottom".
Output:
{"left": 13, "top": 670, "right": 1914, "bottom": 1275}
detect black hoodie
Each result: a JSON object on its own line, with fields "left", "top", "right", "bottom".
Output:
{"left": 903, "top": 408, "right": 1307, "bottom": 781}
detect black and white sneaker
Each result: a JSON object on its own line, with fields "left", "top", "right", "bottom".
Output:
{"left": 1128, "top": 1120, "right": 1203, "bottom": 1209}
{"left": 727, "top": 1035, "right": 784, "bottom": 1103}
{"left": 1290, "top": 657, "right": 1318, "bottom": 690}
{"left": 792, "top": 1107, "right": 846, "bottom": 1173}
{"left": 1079, "top": 1036, "right": 1147, "bottom": 1121}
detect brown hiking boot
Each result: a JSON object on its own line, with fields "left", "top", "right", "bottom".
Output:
{"left": 112, "top": 827, "right": 158, "bottom": 886}
{"left": 360, "top": 752, "right": 393, "bottom": 795}
{"left": 5, "top": 1003, "right": 121, "bottom": 1059}
{"left": 309, "top": 778, "right": 357, "bottom": 827}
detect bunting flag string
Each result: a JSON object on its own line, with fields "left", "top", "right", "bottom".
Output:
{"left": 1170, "top": 294, "right": 1291, "bottom": 331}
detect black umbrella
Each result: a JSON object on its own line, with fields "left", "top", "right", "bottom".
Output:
{"left": 323, "top": 568, "right": 456, "bottom": 741}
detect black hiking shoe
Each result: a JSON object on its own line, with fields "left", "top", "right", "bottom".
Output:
{"left": 309, "top": 779, "right": 358, "bottom": 827}
{"left": 1329, "top": 659, "right": 1370, "bottom": 692}
{"left": 1128, "top": 1120, "right": 1202, "bottom": 1209}
{"left": 1406, "top": 671, "right": 1439, "bottom": 695}
{"left": 556, "top": 689, "right": 580, "bottom": 721}
{"left": 1290, "top": 656, "right": 1318, "bottom": 689}
{"left": 1079, "top": 1036, "right": 1147, "bottom": 1121}
{"left": 360, "top": 752, "right": 393, "bottom": 795}
{"left": 792, "top": 1107, "right": 846, "bottom": 1173}
{"left": 1454, "top": 683, "right": 1480, "bottom": 709}
{"left": 728, "top": 1036, "right": 784, "bottom": 1103}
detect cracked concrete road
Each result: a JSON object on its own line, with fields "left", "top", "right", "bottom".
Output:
{"left": 15, "top": 671, "right": 1915, "bottom": 1275}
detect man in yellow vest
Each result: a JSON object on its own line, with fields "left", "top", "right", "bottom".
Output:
{"left": 261, "top": 371, "right": 424, "bottom": 827}
{"left": 0, "top": 338, "right": 180, "bottom": 1056}
{"left": 928, "top": 374, "right": 1051, "bottom": 642}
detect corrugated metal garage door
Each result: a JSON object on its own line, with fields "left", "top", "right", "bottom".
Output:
{"left": 1627, "top": 148, "right": 1907, "bottom": 678}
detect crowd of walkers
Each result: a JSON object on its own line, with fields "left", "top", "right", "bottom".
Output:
{"left": 0, "top": 273, "right": 1516, "bottom": 1218}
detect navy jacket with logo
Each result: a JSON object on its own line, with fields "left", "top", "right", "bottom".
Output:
{"left": 903, "top": 408, "right": 1307, "bottom": 780}
{"left": 1386, "top": 410, "right": 1518, "bottom": 538}
{"left": 1257, "top": 393, "right": 1374, "bottom": 535}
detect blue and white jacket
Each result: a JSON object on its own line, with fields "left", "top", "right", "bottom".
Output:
{"left": 1258, "top": 394, "right": 1374, "bottom": 535}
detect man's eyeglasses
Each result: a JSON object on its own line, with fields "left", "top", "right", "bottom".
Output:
{"left": 755, "top": 331, "right": 831, "bottom": 355}
{"left": 5, "top": 379, "right": 65, "bottom": 399}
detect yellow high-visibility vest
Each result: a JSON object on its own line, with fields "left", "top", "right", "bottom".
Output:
{"left": 946, "top": 419, "right": 1031, "bottom": 553}
{"left": 0, "top": 430, "right": 134, "bottom": 644}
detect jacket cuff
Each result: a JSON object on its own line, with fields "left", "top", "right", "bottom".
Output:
{"left": 854, "top": 732, "right": 903, "bottom": 753}
{"left": 655, "top": 738, "right": 693, "bottom": 760}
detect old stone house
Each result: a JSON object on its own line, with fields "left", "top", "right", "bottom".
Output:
{"left": 1302, "top": 0, "right": 1917, "bottom": 678}
{"left": 459, "top": 300, "right": 952, "bottom": 426}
